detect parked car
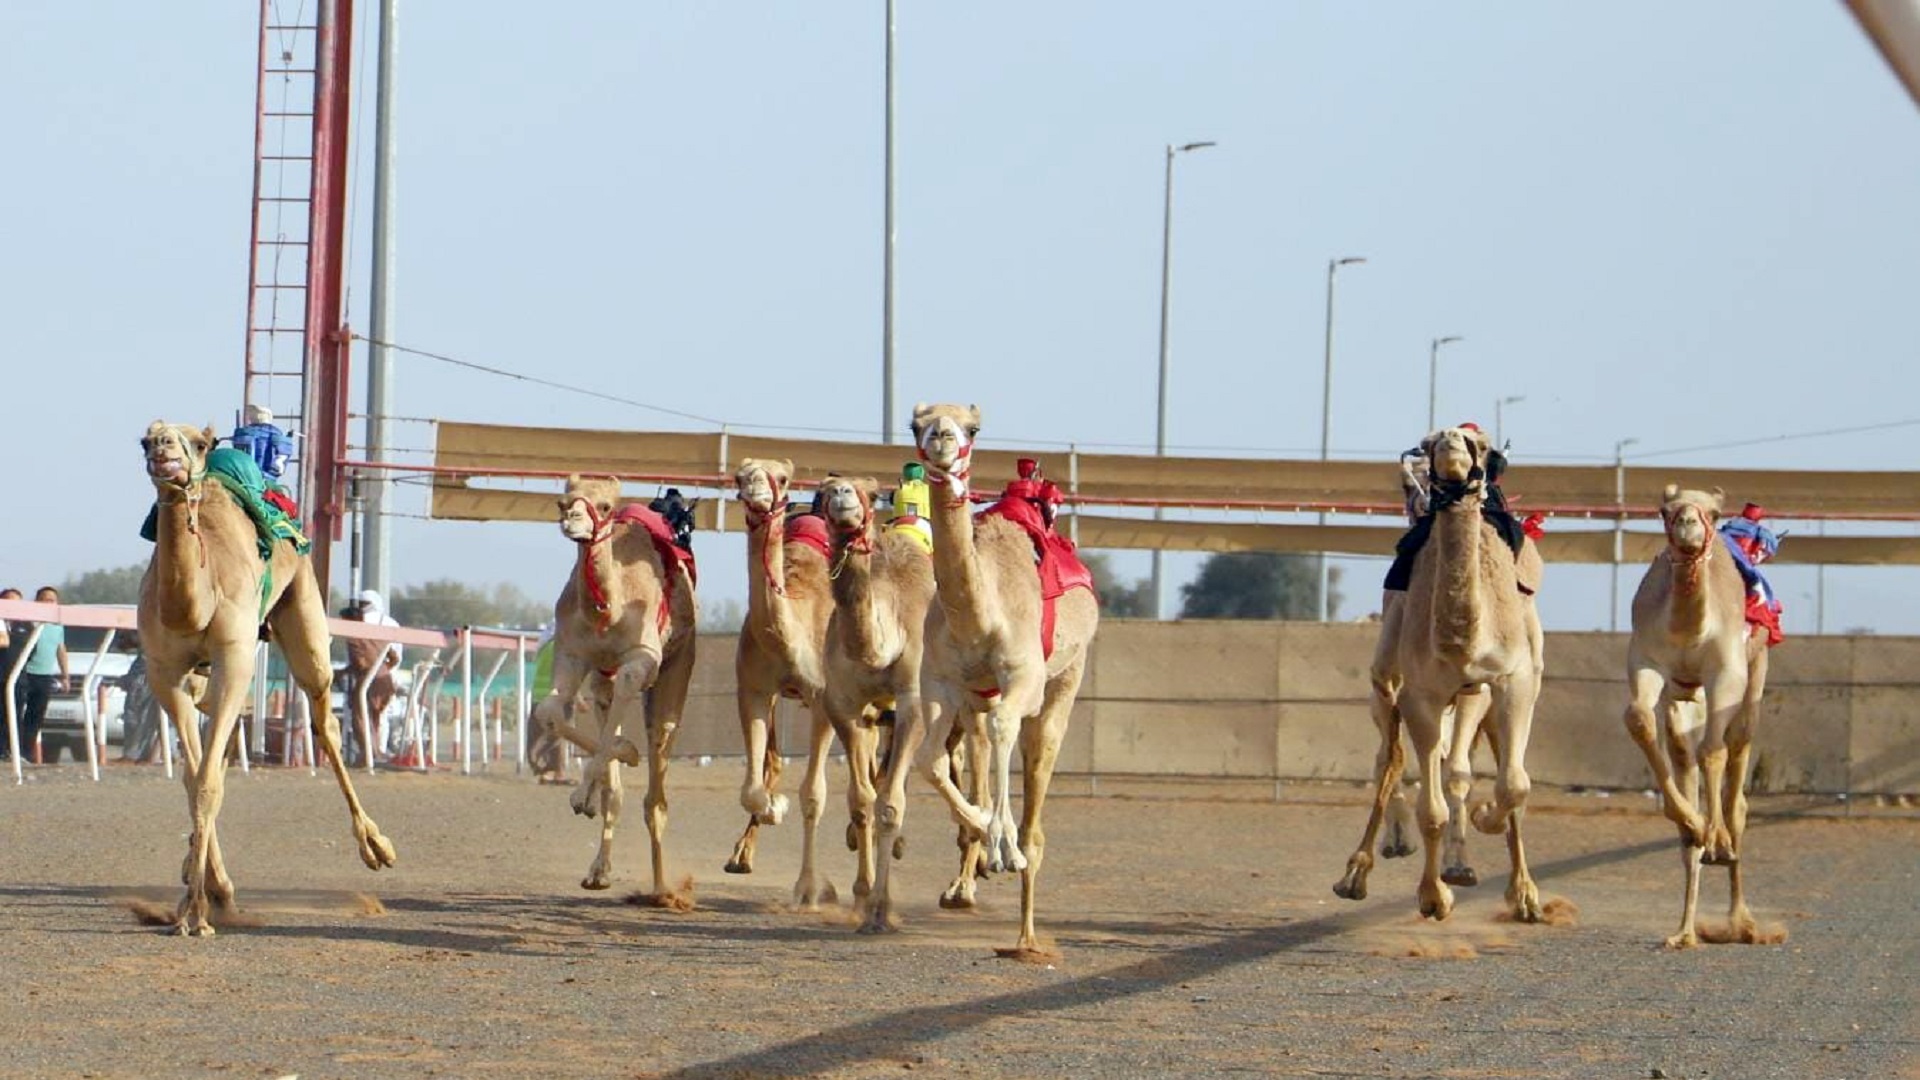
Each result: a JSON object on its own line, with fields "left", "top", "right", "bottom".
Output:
{"left": 37, "top": 652, "right": 134, "bottom": 763}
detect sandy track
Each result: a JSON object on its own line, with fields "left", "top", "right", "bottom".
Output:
{"left": 1, "top": 763, "right": 1914, "bottom": 1078}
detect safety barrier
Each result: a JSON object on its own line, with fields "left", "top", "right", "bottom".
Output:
{"left": 0, "top": 597, "right": 537, "bottom": 785}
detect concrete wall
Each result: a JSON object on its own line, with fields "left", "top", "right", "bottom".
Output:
{"left": 661, "top": 623, "right": 1920, "bottom": 796}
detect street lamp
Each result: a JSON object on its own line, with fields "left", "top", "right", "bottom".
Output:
{"left": 1427, "top": 335, "right": 1464, "bottom": 432}
{"left": 1149, "top": 139, "right": 1217, "bottom": 620}
{"left": 1317, "top": 256, "right": 1367, "bottom": 621}
{"left": 1494, "top": 394, "right": 1525, "bottom": 446}
{"left": 1610, "top": 436, "right": 1640, "bottom": 632}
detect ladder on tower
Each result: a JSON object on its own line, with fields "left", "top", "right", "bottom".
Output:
{"left": 242, "top": 1, "right": 319, "bottom": 492}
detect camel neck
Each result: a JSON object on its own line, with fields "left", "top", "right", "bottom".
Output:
{"left": 745, "top": 517, "right": 794, "bottom": 631}
{"left": 829, "top": 530, "right": 888, "bottom": 670}
{"left": 575, "top": 532, "right": 629, "bottom": 632}
{"left": 1430, "top": 499, "right": 1484, "bottom": 659}
{"left": 1665, "top": 545, "right": 1714, "bottom": 640}
{"left": 150, "top": 488, "right": 215, "bottom": 630}
{"left": 928, "top": 485, "right": 993, "bottom": 643}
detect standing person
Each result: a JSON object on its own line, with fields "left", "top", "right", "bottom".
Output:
{"left": 1, "top": 588, "right": 23, "bottom": 763}
{"left": 344, "top": 589, "right": 403, "bottom": 765}
{"left": 525, "top": 628, "right": 566, "bottom": 783}
{"left": 16, "top": 586, "right": 69, "bottom": 764}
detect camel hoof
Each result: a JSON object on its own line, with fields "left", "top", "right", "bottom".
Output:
{"left": 857, "top": 914, "right": 897, "bottom": 935}
{"left": 1379, "top": 839, "right": 1416, "bottom": 859}
{"left": 1663, "top": 930, "right": 1699, "bottom": 950}
{"left": 360, "top": 830, "right": 397, "bottom": 870}
{"left": 1441, "top": 866, "right": 1479, "bottom": 888}
{"left": 581, "top": 870, "right": 612, "bottom": 891}
{"left": 1418, "top": 883, "right": 1454, "bottom": 922}
{"left": 1332, "top": 877, "right": 1367, "bottom": 901}
{"left": 939, "top": 878, "right": 977, "bottom": 909}
{"left": 724, "top": 839, "right": 754, "bottom": 874}
{"left": 763, "top": 794, "right": 789, "bottom": 826}
{"left": 176, "top": 920, "right": 215, "bottom": 938}
{"left": 792, "top": 878, "right": 837, "bottom": 911}
{"left": 610, "top": 738, "right": 642, "bottom": 767}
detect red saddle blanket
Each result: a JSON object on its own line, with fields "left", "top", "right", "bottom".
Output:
{"left": 784, "top": 513, "right": 833, "bottom": 562}
{"left": 611, "top": 505, "right": 697, "bottom": 630}
{"left": 978, "top": 496, "right": 1095, "bottom": 659}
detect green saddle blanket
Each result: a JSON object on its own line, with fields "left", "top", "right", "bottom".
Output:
{"left": 139, "top": 447, "right": 310, "bottom": 618}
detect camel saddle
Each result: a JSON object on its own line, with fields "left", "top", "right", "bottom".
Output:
{"left": 1383, "top": 500, "right": 1540, "bottom": 596}
{"left": 611, "top": 504, "right": 698, "bottom": 588}
{"left": 782, "top": 511, "right": 833, "bottom": 563}
{"left": 977, "top": 494, "right": 1095, "bottom": 659}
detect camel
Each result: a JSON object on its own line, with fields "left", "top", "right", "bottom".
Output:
{"left": 1356, "top": 424, "right": 1545, "bottom": 923}
{"left": 815, "top": 474, "right": 993, "bottom": 912}
{"left": 135, "top": 421, "right": 394, "bottom": 936}
{"left": 1624, "top": 485, "right": 1771, "bottom": 948}
{"left": 725, "top": 458, "right": 841, "bottom": 910}
{"left": 1335, "top": 440, "right": 1544, "bottom": 902}
{"left": 531, "top": 475, "right": 697, "bottom": 901}
{"left": 865, "top": 404, "right": 1099, "bottom": 956}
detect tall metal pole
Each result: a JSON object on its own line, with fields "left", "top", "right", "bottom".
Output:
{"left": 1318, "top": 256, "right": 1365, "bottom": 621}
{"left": 881, "top": 0, "right": 897, "bottom": 445}
{"left": 1495, "top": 394, "right": 1524, "bottom": 446}
{"left": 1427, "top": 335, "right": 1463, "bottom": 432}
{"left": 364, "top": 0, "right": 399, "bottom": 599}
{"left": 1149, "top": 141, "right": 1215, "bottom": 620}
{"left": 1610, "top": 437, "right": 1638, "bottom": 632}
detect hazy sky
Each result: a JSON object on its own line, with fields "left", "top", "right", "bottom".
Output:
{"left": 5, "top": 3, "right": 1918, "bottom": 633}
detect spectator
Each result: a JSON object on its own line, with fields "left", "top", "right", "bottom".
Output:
{"left": 14, "top": 586, "right": 69, "bottom": 763}
{"left": 343, "top": 589, "right": 403, "bottom": 765}
{"left": 1, "top": 588, "right": 22, "bottom": 762}
{"left": 525, "top": 628, "right": 566, "bottom": 783}
{"left": 116, "top": 632, "right": 164, "bottom": 764}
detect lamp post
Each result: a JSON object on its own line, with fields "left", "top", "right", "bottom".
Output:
{"left": 1149, "top": 139, "right": 1217, "bottom": 620}
{"left": 880, "top": 0, "right": 897, "bottom": 444}
{"left": 1610, "top": 436, "right": 1640, "bottom": 632}
{"left": 1495, "top": 394, "right": 1524, "bottom": 446}
{"left": 1427, "top": 335, "right": 1464, "bottom": 432}
{"left": 1317, "top": 256, "right": 1366, "bottom": 621}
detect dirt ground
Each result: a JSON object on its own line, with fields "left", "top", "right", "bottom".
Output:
{"left": 0, "top": 760, "right": 1914, "bottom": 1079}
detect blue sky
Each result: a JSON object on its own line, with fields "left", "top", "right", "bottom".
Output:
{"left": 4, "top": 3, "right": 1918, "bottom": 632}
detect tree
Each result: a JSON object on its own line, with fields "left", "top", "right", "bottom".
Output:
{"left": 388, "top": 579, "right": 551, "bottom": 631}
{"left": 58, "top": 563, "right": 147, "bottom": 605}
{"left": 1080, "top": 552, "right": 1153, "bottom": 617}
{"left": 1178, "top": 552, "right": 1342, "bottom": 621}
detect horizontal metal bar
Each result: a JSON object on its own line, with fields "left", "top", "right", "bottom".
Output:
{"left": 258, "top": 196, "right": 311, "bottom": 203}
{"left": 255, "top": 239, "right": 309, "bottom": 246}
{"left": 249, "top": 327, "right": 308, "bottom": 334}
{"left": 252, "top": 283, "right": 308, "bottom": 290}
{"left": 261, "top": 155, "right": 313, "bottom": 161}
{"left": 264, "top": 111, "right": 314, "bottom": 118}
{"left": 265, "top": 24, "right": 317, "bottom": 31}
{"left": 266, "top": 68, "right": 317, "bottom": 76}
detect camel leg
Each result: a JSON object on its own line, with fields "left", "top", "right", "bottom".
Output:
{"left": 574, "top": 666, "right": 634, "bottom": 890}
{"left": 726, "top": 687, "right": 784, "bottom": 875}
{"left": 1401, "top": 686, "right": 1454, "bottom": 921}
{"left": 791, "top": 707, "right": 842, "bottom": 911}
{"left": 941, "top": 717, "right": 991, "bottom": 909}
{"left": 637, "top": 644, "right": 693, "bottom": 903}
{"left": 173, "top": 640, "right": 254, "bottom": 936}
{"left": 269, "top": 587, "right": 396, "bottom": 874}
{"left": 1334, "top": 659, "right": 1407, "bottom": 901}
{"left": 1623, "top": 662, "right": 1706, "bottom": 845}
{"left": 844, "top": 718, "right": 880, "bottom": 910}
{"left": 1723, "top": 644, "right": 1768, "bottom": 940}
{"left": 1698, "top": 667, "right": 1747, "bottom": 866}
{"left": 1443, "top": 693, "right": 1489, "bottom": 888}
{"left": 1011, "top": 658, "right": 1084, "bottom": 955}
{"left": 1470, "top": 672, "right": 1541, "bottom": 922}
{"left": 982, "top": 674, "right": 1048, "bottom": 876}
{"left": 865, "top": 687, "right": 950, "bottom": 934}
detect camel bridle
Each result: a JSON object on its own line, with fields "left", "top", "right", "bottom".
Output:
{"left": 739, "top": 469, "right": 793, "bottom": 596}
{"left": 1425, "top": 432, "right": 1487, "bottom": 512}
{"left": 824, "top": 483, "right": 874, "bottom": 580}
{"left": 1662, "top": 501, "right": 1716, "bottom": 569}
{"left": 144, "top": 426, "right": 210, "bottom": 567}
{"left": 563, "top": 494, "right": 624, "bottom": 628}
{"left": 915, "top": 419, "right": 975, "bottom": 505}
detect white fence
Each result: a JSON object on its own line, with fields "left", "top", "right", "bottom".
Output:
{"left": 0, "top": 597, "right": 538, "bottom": 785}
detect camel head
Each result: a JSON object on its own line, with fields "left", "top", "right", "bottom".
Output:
{"left": 140, "top": 421, "right": 216, "bottom": 494}
{"left": 734, "top": 458, "right": 794, "bottom": 527}
{"left": 1423, "top": 424, "right": 1492, "bottom": 486}
{"left": 820, "top": 475, "right": 880, "bottom": 541}
{"left": 910, "top": 402, "right": 981, "bottom": 494}
{"left": 1659, "top": 484, "right": 1725, "bottom": 559}
{"left": 558, "top": 474, "right": 623, "bottom": 543}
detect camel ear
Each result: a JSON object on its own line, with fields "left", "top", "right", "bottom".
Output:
{"left": 202, "top": 425, "right": 218, "bottom": 446}
{"left": 857, "top": 476, "right": 881, "bottom": 499}
{"left": 966, "top": 404, "right": 982, "bottom": 428}
{"left": 1709, "top": 486, "right": 1726, "bottom": 511}
{"left": 779, "top": 458, "right": 794, "bottom": 477}
{"left": 1661, "top": 483, "right": 1679, "bottom": 502}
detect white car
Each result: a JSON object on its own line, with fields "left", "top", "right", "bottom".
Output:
{"left": 36, "top": 652, "right": 134, "bottom": 763}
